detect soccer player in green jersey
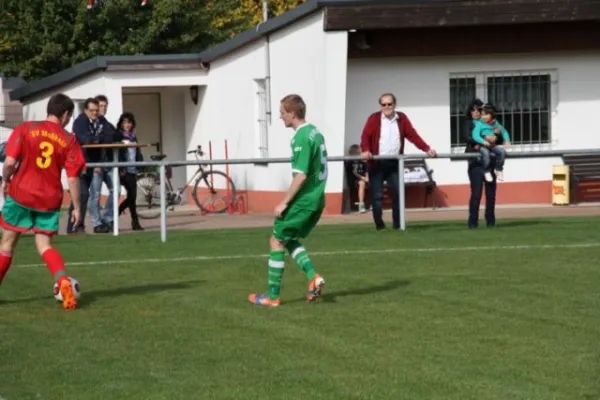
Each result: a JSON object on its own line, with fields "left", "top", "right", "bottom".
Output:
{"left": 249, "top": 94, "right": 327, "bottom": 307}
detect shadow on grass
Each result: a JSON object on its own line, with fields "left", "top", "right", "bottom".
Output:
{"left": 3, "top": 280, "right": 204, "bottom": 307}
{"left": 287, "top": 279, "right": 410, "bottom": 304}
{"left": 78, "top": 279, "right": 205, "bottom": 307}
{"left": 491, "top": 219, "right": 553, "bottom": 228}
{"left": 407, "top": 218, "right": 553, "bottom": 231}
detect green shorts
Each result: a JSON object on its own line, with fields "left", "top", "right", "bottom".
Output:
{"left": 272, "top": 205, "right": 323, "bottom": 242}
{"left": 0, "top": 196, "right": 60, "bottom": 235}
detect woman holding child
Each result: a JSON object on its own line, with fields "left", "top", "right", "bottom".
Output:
{"left": 464, "top": 99, "right": 512, "bottom": 229}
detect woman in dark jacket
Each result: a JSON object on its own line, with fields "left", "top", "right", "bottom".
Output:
{"left": 115, "top": 112, "right": 144, "bottom": 231}
{"left": 464, "top": 99, "right": 497, "bottom": 228}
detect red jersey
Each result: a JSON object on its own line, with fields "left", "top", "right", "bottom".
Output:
{"left": 5, "top": 120, "right": 86, "bottom": 211}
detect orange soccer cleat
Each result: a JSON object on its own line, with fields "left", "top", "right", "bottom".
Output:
{"left": 248, "top": 294, "right": 280, "bottom": 307}
{"left": 59, "top": 279, "right": 78, "bottom": 310}
{"left": 306, "top": 274, "right": 325, "bottom": 302}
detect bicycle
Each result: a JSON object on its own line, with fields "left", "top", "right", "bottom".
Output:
{"left": 135, "top": 145, "right": 237, "bottom": 220}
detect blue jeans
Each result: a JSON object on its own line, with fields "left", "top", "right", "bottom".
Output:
{"left": 89, "top": 168, "right": 114, "bottom": 228}
{"left": 67, "top": 172, "right": 92, "bottom": 233}
{"left": 479, "top": 146, "right": 506, "bottom": 171}
{"left": 369, "top": 160, "right": 400, "bottom": 230}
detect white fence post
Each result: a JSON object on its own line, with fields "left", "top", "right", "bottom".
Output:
{"left": 398, "top": 155, "right": 406, "bottom": 231}
{"left": 159, "top": 164, "right": 167, "bottom": 243}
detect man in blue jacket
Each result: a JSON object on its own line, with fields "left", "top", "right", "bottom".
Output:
{"left": 67, "top": 97, "right": 113, "bottom": 234}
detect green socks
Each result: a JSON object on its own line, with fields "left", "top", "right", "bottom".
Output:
{"left": 285, "top": 240, "right": 317, "bottom": 280}
{"left": 267, "top": 242, "right": 316, "bottom": 300}
{"left": 268, "top": 250, "right": 285, "bottom": 300}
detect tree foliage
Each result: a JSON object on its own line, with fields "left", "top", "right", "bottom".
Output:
{"left": 205, "top": 0, "right": 306, "bottom": 42}
{"left": 0, "top": 0, "right": 306, "bottom": 81}
{"left": 0, "top": 0, "right": 214, "bottom": 80}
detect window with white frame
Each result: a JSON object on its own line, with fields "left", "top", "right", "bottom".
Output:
{"left": 254, "top": 79, "right": 268, "bottom": 158}
{"left": 450, "top": 71, "right": 556, "bottom": 149}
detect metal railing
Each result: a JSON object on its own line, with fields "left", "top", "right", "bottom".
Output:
{"left": 86, "top": 148, "right": 600, "bottom": 242}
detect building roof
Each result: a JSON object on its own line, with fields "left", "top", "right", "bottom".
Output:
{"left": 1, "top": 73, "right": 27, "bottom": 90}
{"left": 7, "top": 0, "right": 489, "bottom": 102}
{"left": 9, "top": 54, "right": 205, "bottom": 102}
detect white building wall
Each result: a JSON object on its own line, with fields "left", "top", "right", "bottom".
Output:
{"left": 17, "top": 73, "right": 112, "bottom": 192}
{"left": 0, "top": 79, "right": 4, "bottom": 120}
{"left": 21, "top": 73, "right": 111, "bottom": 131}
{"left": 18, "top": 70, "right": 201, "bottom": 195}
{"left": 192, "top": 10, "right": 348, "bottom": 194}
{"left": 345, "top": 51, "right": 600, "bottom": 186}
{"left": 110, "top": 69, "right": 208, "bottom": 88}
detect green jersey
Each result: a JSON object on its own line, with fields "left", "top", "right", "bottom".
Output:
{"left": 290, "top": 123, "right": 328, "bottom": 210}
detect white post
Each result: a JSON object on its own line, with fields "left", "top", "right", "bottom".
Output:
{"left": 159, "top": 164, "right": 167, "bottom": 242}
{"left": 112, "top": 148, "right": 120, "bottom": 236}
{"left": 398, "top": 156, "right": 406, "bottom": 231}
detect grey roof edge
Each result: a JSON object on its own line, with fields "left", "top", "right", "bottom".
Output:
{"left": 4, "top": 76, "right": 27, "bottom": 90}
{"left": 9, "top": 53, "right": 206, "bottom": 102}
{"left": 10, "top": 57, "right": 105, "bottom": 102}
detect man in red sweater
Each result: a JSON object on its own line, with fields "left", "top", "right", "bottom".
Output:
{"left": 360, "top": 93, "right": 436, "bottom": 230}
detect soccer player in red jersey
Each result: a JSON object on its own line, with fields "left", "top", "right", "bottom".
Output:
{"left": 0, "top": 93, "right": 86, "bottom": 310}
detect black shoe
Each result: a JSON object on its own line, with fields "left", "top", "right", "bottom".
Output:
{"left": 486, "top": 223, "right": 496, "bottom": 228}
{"left": 67, "top": 226, "right": 86, "bottom": 235}
{"left": 132, "top": 220, "right": 144, "bottom": 231}
{"left": 105, "top": 221, "right": 114, "bottom": 231}
{"left": 93, "top": 224, "right": 109, "bottom": 233}
{"left": 468, "top": 224, "right": 478, "bottom": 229}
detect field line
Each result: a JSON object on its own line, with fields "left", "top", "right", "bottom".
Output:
{"left": 13, "top": 242, "right": 599, "bottom": 269}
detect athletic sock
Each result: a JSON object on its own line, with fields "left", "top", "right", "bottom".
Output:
{"left": 41, "top": 248, "right": 68, "bottom": 284}
{"left": 268, "top": 250, "right": 285, "bottom": 300}
{"left": 0, "top": 250, "right": 13, "bottom": 285}
{"left": 285, "top": 240, "right": 316, "bottom": 281}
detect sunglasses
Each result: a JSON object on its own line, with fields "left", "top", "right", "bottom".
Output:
{"left": 380, "top": 103, "right": 394, "bottom": 107}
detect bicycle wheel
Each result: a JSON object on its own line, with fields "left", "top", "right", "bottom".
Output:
{"left": 136, "top": 172, "right": 162, "bottom": 219}
{"left": 192, "top": 170, "right": 236, "bottom": 214}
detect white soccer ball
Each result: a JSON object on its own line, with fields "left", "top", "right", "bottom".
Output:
{"left": 53, "top": 277, "right": 81, "bottom": 302}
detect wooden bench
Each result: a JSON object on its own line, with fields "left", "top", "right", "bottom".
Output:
{"left": 402, "top": 158, "right": 437, "bottom": 209}
{"left": 561, "top": 154, "right": 600, "bottom": 204}
{"left": 344, "top": 158, "right": 437, "bottom": 211}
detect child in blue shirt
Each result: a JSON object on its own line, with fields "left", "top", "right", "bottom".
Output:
{"left": 472, "top": 104, "right": 511, "bottom": 181}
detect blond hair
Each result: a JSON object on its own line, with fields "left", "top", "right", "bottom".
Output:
{"left": 280, "top": 94, "right": 306, "bottom": 119}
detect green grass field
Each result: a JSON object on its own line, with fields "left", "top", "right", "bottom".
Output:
{"left": 1, "top": 217, "right": 599, "bottom": 400}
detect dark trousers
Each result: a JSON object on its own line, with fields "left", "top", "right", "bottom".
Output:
{"left": 468, "top": 164, "right": 497, "bottom": 227}
{"left": 119, "top": 172, "right": 139, "bottom": 221}
{"left": 369, "top": 160, "right": 400, "bottom": 229}
{"left": 67, "top": 172, "right": 93, "bottom": 233}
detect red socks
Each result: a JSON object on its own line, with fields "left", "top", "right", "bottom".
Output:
{"left": 0, "top": 248, "right": 68, "bottom": 286}
{"left": 41, "top": 248, "right": 68, "bottom": 284}
{"left": 0, "top": 250, "right": 13, "bottom": 285}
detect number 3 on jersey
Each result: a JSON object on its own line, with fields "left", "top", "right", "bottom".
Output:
{"left": 318, "top": 143, "right": 328, "bottom": 181}
{"left": 36, "top": 141, "right": 54, "bottom": 169}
